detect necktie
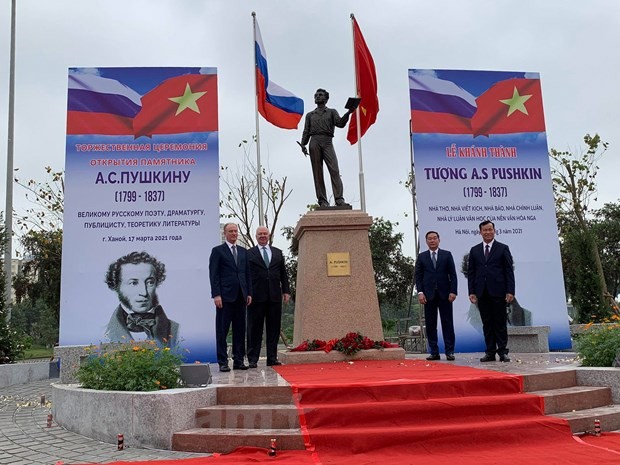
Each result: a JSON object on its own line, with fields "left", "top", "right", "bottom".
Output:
{"left": 232, "top": 245, "right": 238, "bottom": 265}
{"left": 431, "top": 251, "right": 437, "bottom": 269}
{"left": 126, "top": 313, "right": 156, "bottom": 337}
{"left": 484, "top": 244, "right": 490, "bottom": 260}
{"left": 262, "top": 246, "right": 270, "bottom": 267}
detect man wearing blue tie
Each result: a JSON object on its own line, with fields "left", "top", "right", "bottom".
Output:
{"left": 246, "top": 226, "right": 290, "bottom": 368}
{"left": 467, "top": 220, "right": 515, "bottom": 363}
{"left": 415, "top": 231, "right": 458, "bottom": 361}
{"left": 209, "top": 223, "right": 252, "bottom": 372}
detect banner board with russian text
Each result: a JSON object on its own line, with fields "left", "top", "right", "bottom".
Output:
{"left": 60, "top": 67, "right": 219, "bottom": 361}
{"left": 409, "top": 69, "right": 570, "bottom": 351}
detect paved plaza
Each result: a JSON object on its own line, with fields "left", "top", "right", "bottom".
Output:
{"left": 0, "top": 353, "right": 580, "bottom": 464}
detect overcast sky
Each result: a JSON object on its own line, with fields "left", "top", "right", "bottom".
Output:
{"left": 1, "top": 0, "right": 619, "bottom": 255}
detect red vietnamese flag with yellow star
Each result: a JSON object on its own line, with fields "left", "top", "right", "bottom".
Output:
{"left": 347, "top": 17, "right": 379, "bottom": 145}
{"left": 133, "top": 73, "right": 218, "bottom": 138}
{"left": 471, "top": 78, "right": 545, "bottom": 137}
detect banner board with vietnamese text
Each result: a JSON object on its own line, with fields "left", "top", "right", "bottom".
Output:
{"left": 60, "top": 67, "right": 220, "bottom": 361}
{"left": 409, "top": 69, "right": 570, "bottom": 351}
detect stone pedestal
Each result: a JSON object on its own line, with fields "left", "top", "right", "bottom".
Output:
{"left": 291, "top": 210, "right": 384, "bottom": 346}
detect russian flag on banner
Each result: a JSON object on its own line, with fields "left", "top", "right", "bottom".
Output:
{"left": 255, "top": 20, "right": 303, "bottom": 129}
{"left": 409, "top": 72, "right": 476, "bottom": 134}
{"left": 67, "top": 72, "right": 142, "bottom": 135}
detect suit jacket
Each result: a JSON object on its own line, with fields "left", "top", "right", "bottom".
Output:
{"left": 467, "top": 240, "right": 515, "bottom": 298}
{"left": 209, "top": 242, "right": 252, "bottom": 302}
{"left": 415, "top": 248, "right": 458, "bottom": 301}
{"left": 105, "top": 305, "right": 179, "bottom": 347}
{"left": 248, "top": 245, "right": 291, "bottom": 303}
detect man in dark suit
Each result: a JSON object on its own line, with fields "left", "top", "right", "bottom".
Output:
{"left": 209, "top": 223, "right": 252, "bottom": 372}
{"left": 468, "top": 220, "right": 515, "bottom": 363}
{"left": 415, "top": 231, "right": 458, "bottom": 361}
{"left": 246, "top": 226, "right": 291, "bottom": 368}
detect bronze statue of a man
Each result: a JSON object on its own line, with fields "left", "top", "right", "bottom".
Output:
{"left": 300, "top": 89, "right": 352, "bottom": 208}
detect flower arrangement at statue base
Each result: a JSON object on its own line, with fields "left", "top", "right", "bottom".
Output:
{"left": 290, "top": 331, "right": 400, "bottom": 356}
{"left": 76, "top": 340, "right": 184, "bottom": 391}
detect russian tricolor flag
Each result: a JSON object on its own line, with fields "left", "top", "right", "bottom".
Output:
{"left": 67, "top": 72, "right": 142, "bottom": 135}
{"left": 409, "top": 72, "right": 476, "bottom": 134}
{"left": 255, "top": 20, "right": 304, "bottom": 130}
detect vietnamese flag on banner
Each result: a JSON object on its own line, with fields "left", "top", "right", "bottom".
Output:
{"left": 133, "top": 73, "right": 218, "bottom": 138}
{"left": 471, "top": 78, "right": 545, "bottom": 137}
{"left": 347, "top": 17, "right": 379, "bottom": 145}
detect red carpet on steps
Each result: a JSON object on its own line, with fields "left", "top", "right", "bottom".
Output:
{"left": 72, "top": 360, "right": 620, "bottom": 465}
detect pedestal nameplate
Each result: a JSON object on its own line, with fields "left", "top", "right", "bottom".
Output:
{"left": 327, "top": 252, "right": 350, "bottom": 276}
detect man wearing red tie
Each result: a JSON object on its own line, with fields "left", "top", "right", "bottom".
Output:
{"left": 246, "top": 226, "right": 290, "bottom": 368}
{"left": 468, "top": 220, "right": 515, "bottom": 363}
{"left": 415, "top": 231, "right": 458, "bottom": 361}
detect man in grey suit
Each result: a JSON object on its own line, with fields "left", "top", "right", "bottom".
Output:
{"left": 209, "top": 223, "right": 252, "bottom": 372}
{"left": 415, "top": 231, "right": 457, "bottom": 361}
{"left": 468, "top": 220, "right": 515, "bottom": 363}
{"left": 246, "top": 226, "right": 290, "bottom": 368}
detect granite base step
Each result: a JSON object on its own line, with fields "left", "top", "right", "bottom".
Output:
{"left": 530, "top": 385, "right": 612, "bottom": 414}
{"left": 552, "top": 405, "right": 620, "bottom": 433}
{"left": 195, "top": 404, "right": 300, "bottom": 429}
{"left": 172, "top": 427, "right": 305, "bottom": 453}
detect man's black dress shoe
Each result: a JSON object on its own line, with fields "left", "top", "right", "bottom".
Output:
{"left": 248, "top": 363, "right": 258, "bottom": 368}
{"left": 233, "top": 364, "right": 249, "bottom": 370}
{"left": 446, "top": 354, "right": 455, "bottom": 361}
{"left": 267, "top": 361, "right": 282, "bottom": 366}
{"left": 479, "top": 354, "right": 496, "bottom": 362}
{"left": 219, "top": 365, "right": 231, "bottom": 372}
{"left": 499, "top": 355, "right": 511, "bottom": 362}
{"left": 426, "top": 354, "right": 441, "bottom": 361}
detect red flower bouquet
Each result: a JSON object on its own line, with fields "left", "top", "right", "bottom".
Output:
{"left": 290, "top": 332, "right": 399, "bottom": 355}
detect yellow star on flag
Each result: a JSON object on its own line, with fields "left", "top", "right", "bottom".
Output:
{"left": 168, "top": 83, "right": 207, "bottom": 116}
{"left": 499, "top": 87, "right": 532, "bottom": 117}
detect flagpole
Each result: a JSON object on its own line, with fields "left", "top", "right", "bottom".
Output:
{"left": 409, "top": 119, "right": 419, "bottom": 257}
{"left": 407, "top": 119, "right": 419, "bottom": 320}
{"left": 251, "top": 12, "right": 265, "bottom": 226}
{"left": 3, "top": 0, "right": 16, "bottom": 318}
{"left": 350, "top": 13, "right": 366, "bottom": 212}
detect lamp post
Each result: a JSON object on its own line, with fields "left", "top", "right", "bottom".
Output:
{"left": 3, "top": 0, "right": 16, "bottom": 318}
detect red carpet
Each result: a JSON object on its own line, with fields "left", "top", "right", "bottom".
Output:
{"left": 72, "top": 360, "right": 620, "bottom": 464}
{"left": 273, "top": 360, "right": 620, "bottom": 465}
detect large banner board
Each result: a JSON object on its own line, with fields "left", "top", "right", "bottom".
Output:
{"left": 60, "top": 67, "right": 220, "bottom": 361}
{"left": 409, "top": 69, "right": 570, "bottom": 351}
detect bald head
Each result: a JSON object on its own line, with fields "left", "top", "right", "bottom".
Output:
{"left": 255, "top": 226, "right": 270, "bottom": 246}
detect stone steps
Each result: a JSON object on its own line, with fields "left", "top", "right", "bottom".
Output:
{"left": 195, "top": 404, "right": 300, "bottom": 429}
{"left": 216, "top": 385, "right": 293, "bottom": 405}
{"left": 552, "top": 405, "right": 620, "bottom": 433}
{"left": 173, "top": 427, "right": 305, "bottom": 454}
{"left": 530, "top": 385, "right": 612, "bottom": 414}
{"left": 172, "top": 368, "right": 620, "bottom": 454}
{"left": 523, "top": 370, "right": 620, "bottom": 433}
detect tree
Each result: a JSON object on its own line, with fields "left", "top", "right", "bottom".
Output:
{"left": 0, "top": 214, "right": 27, "bottom": 363}
{"left": 11, "top": 167, "right": 64, "bottom": 346}
{"left": 14, "top": 166, "right": 64, "bottom": 232}
{"left": 369, "top": 218, "right": 415, "bottom": 312}
{"left": 592, "top": 203, "right": 620, "bottom": 300}
{"left": 15, "top": 229, "right": 63, "bottom": 318}
{"left": 550, "top": 134, "right": 618, "bottom": 319}
{"left": 220, "top": 138, "right": 292, "bottom": 247}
